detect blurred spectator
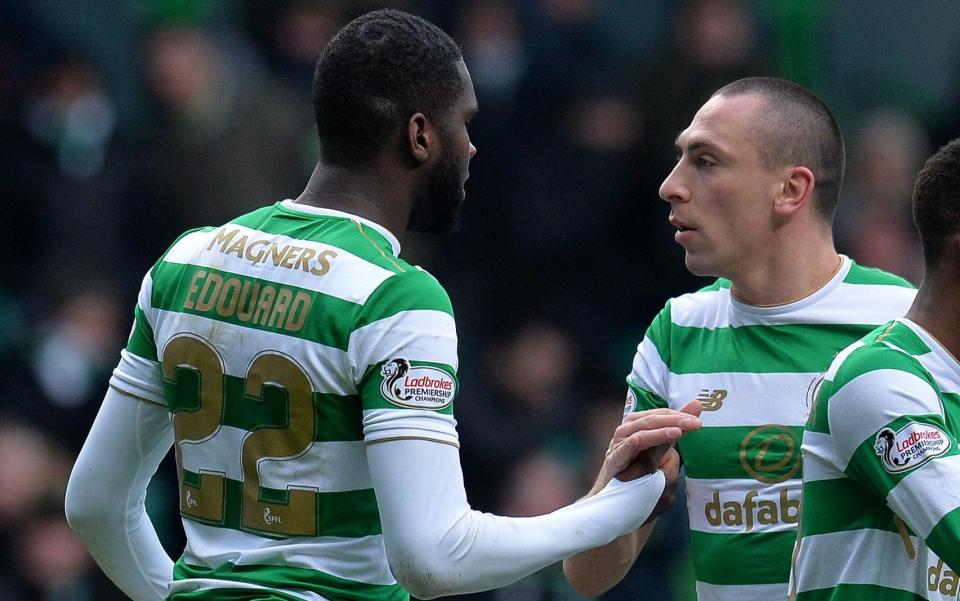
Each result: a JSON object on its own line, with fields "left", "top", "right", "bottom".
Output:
{"left": 456, "top": 321, "right": 583, "bottom": 511}
{"left": 10, "top": 54, "right": 145, "bottom": 293}
{"left": 241, "top": 0, "right": 346, "bottom": 89}
{"left": 492, "top": 450, "right": 587, "bottom": 601}
{"left": 17, "top": 510, "right": 96, "bottom": 601}
{"left": 456, "top": 0, "right": 527, "bottom": 107}
{"left": 3, "top": 288, "right": 124, "bottom": 452}
{"left": 0, "top": 423, "right": 65, "bottom": 531}
{"left": 138, "top": 22, "right": 310, "bottom": 246}
{"left": 0, "top": 2, "right": 958, "bottom": 599}
{"left": 0, "top": 423, "right": 125, "bottom": 600}
{"left": 835, "top": 107, "right": 928, "bottom": 283}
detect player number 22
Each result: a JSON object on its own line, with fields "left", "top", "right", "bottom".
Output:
{"left": 162, "top": 334, "right": 318, "bottom": 537}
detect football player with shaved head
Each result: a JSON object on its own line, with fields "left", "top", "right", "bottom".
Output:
{"left": 565, "top": 78, "right": 916, "bottom": 600}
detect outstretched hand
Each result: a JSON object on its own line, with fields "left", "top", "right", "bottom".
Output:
{"left": 595, "top": 399, "right": 702, "bottom": 491}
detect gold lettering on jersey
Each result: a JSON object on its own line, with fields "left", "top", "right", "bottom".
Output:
{"left": 236, "top": 281, "right": 259, "bottom": 321}
{"left": 697, "top": 388, "right": 727, "bottom": 411}
{"left": 182, "top": 271, "right": 312, "bottom": 333}
{"left": 245, "top": 239, "right": 270, "bottom": 262}
{"left": 195, "top": 272, "right": 224, "bottom": 312}
{"left": 268, "top": 288, "right": 293, "bottom": 328}
{"left": 929, "top": 559, "right": 959, "bottom": 595}
{"left": 183, "top": 270, "right": 206, "bottom": 309}
{"left": 205, "top": 227, "right": 339, "bottom": 277}
{"left": 215, "top": 278, "right": 241, "bottom": 317}
{"left": 704, "top": 489, "right": 799, "bottom": 532}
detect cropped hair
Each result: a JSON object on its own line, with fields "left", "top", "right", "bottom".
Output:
{"left": 312, "top": 9, "right": 463, "bottom": 167}
{"left": 714, "top": 77, "right": 846, "bottom": 220}
{"left": 912, "top": 138, "right": 960, "bottom": 268}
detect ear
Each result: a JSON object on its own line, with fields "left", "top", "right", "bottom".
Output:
{"left": 773, "top": 166, "right": 815, "bottom": 217}
{"left": 406, "top": 112, "right": 432, "bottom": 164}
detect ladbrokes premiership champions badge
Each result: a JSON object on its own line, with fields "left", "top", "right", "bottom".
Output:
{"left": 380, "top": 358, "right": 456, "bottom": 410}
{"left": 874, "top": 422, "right": 950, "bottom": 474}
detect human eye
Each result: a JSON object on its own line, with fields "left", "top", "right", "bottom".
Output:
{"left": 695, "top": 155, "right": 716, "bottom": 169}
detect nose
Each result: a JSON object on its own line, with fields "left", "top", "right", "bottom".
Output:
{"left": 659, "top": 162, "right": 688, "bottom": 204}
{"left": 469, "top": 142, "right": 477, "bottom": 159}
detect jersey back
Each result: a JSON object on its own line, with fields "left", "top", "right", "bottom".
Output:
{"left": 110, "top": 201, "right": 461, "bottom": 601}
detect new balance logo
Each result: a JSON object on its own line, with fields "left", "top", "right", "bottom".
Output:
{"left": 697, "top": 389, "right": 727, "bottom": 411}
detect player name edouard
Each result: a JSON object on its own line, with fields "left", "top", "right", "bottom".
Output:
{"left": 182, "top": 270, "right": 313, "bottom": 334}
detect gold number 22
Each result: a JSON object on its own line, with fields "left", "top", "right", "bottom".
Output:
{"left": 162, "top": 334, "right": 318, "bottom": 537}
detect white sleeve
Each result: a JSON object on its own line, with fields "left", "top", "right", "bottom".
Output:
{"left": 65, "top": 387, "right": 175, "bottom": 601}
{"left": 366, "top": 430, "right": 665, "bottom": 599}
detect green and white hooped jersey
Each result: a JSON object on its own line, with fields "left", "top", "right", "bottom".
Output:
{"left": 109, "top": 200, "right": 460, "bottom": 601}
{"left": 626, "top": 256, "right": 915, "bottom": 601}
{"left": 792, "top": 318, "right": 960, "bottom": 600}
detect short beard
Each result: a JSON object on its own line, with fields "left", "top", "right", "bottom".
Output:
{"left": 407, "top": 134, "right": 464, "bottom": 235}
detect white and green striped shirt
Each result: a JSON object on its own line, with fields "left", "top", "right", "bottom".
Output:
{"left": 110, "top": 200, "right": 460, "bottom": 601}
{"left": 792, "top": 318, "right": 960, "bottom": 600}
{"left": 627, "top": 256, "right": 915, "bottom": 601}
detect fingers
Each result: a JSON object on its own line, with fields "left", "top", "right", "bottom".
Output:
{"left": 599, "top": 407, "right": 701, "bottom": 487}
{"left": 616, "top": 410, "right": 701, "bottom": 440}
{"left": 678, "top": 399, "right": 704, "bottom": 418}
{"left": 659, "top": 447, "right": 680, "bottom": 474}
{"left": 625, "top": 427, "right": 684, "bottom": 452}
{"left": 606, "top": 426, "right": 682, "bottom": 474}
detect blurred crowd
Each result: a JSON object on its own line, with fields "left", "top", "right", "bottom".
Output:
{"left": 1, "top": 1, "right": 958, "bottom": 600}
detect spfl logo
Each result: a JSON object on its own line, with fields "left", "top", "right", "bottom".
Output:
{"left": 874, "top": 422, "right": 950, "bottom": 474}
{"left": 380, "top": 358, "right": 456, "bottom": 410}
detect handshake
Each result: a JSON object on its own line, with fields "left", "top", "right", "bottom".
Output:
{"left": 590, "top": 399, "right": 703, "bottom": 515}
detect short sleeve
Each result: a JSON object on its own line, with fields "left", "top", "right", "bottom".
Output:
{"left": 626, "top": 302, "right": 672, "bottom": 414}
{"left": 350, "top": 268, "right": 460, "bottom": 446}
{"left": 826, "top": 354, "right": 960, "bottom": 567}
{"left": 109, "top": 271, "right": 166, "bottom": 405}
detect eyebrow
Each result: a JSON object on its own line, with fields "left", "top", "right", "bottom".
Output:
{"left": 674, "top": 134, "right": 721, "bottom": 155}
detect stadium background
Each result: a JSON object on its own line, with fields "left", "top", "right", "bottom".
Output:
{"left": 1, "top": 0, "right": 958, "bottom": 599}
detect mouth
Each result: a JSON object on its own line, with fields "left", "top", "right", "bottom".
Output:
{"left": 669, "top": 216, "right": 696, "bottom": 233}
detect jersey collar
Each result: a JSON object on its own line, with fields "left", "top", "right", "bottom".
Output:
{"left": 279, "top": 199, "right": 402, "bottom": 256}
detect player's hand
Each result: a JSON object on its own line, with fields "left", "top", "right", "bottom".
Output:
{"left": 595, "top": 401, "right": 702, "bottom": 490}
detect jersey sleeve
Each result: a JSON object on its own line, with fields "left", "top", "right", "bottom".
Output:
{"left": 625, "top": 302, "right": 672, "bottom": 413}
{"left": 825, "top": 350, "right": 960, "bottom": 568}
{"left": 350, "top": 267, "right": 460, "bottom": 446}
{"left": 109, "top": 270, "right": 166, "bottom": 405}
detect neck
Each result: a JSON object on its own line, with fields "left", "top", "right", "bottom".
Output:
{"left": 729, "top": 224, "right": 840, "bottom": 306}
{"left": 906, "top": 268, "right": 960, "bottom": 358}
{"left": 294, "top": 162, "right": 412, "bottom": 246}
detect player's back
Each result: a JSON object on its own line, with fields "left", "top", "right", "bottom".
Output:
{"left": 130, "top": 200, "right": 445, "bottom": 600}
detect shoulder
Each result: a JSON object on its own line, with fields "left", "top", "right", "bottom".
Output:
{"left": 659, "top": 278, "right": 729, "bottom": 328}
{"left": 639, "top": 279, "right": 726, "bottom": 357}
{"left": 358, "top": 265, "right": 453, "bottom": 328}
{"left": 842, "top": 260, "right": 916, "bottom": 289}
{"left": 820, "top": 322, "right": 933, "bottom": 415}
